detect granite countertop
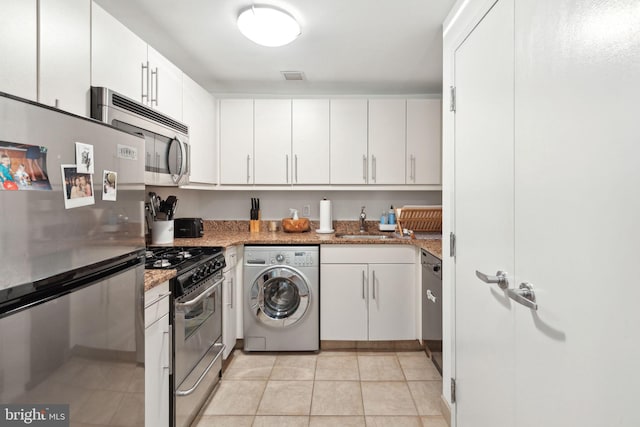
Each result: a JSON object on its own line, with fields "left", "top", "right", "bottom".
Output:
{"left": 173, "top": 230, "right": 443, "bottom": 259}
{"left": 144, "top": 269, "right": 176, "bottom": 292}
{"left": 145, "top": 220, "right": 442, "bottom": 291}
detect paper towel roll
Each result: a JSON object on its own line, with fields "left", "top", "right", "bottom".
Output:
{"left": 319, "top": 199, "right": 333, "bottom": 232}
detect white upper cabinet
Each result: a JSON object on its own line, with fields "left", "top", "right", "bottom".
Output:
{"left": 368, "top": 99, "right": 406, "bottom": 184}
{"left": 218, "top": 97, "right": 440, "bottom": 188}
{"left": 292, "top": 99, "right": 330, "bottom": 184}
{"left": 92, "top": 4, "right": 183, "bottom": 120}
{"left": 92, "top": 3, "right": 148, "bottom": 103}
{"left": 147, "top": 46, "right": 183, "bottom": 120}
{"left": 39, "top": 0, "right": 91, "bottom": 116}
{"left": 0, "top": 0, "right": 37, "bottom": 101}
{"left": 254, "top": 99, "right": 292, "bottom": 185}
{"left": 0, "top": 0, "right": 91, "bottom": 115}
{"left": 219, "top": 99, "right": 254, "bottom": 184}
{"left": 330, "top": 99, "right": 368, "bottom": 184}
{"left": 406, "top": 99, "right": 441, "bottom": 184}
{"left": 183, "top": 74, "right": 216, "bottom": 184}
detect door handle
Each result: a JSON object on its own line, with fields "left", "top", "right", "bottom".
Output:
{"left": 475, "top": 270, "right": 509, "bottom": 289}
{"left": 295, "top": 154, "right": 298, "bottom": 183}
{"left": 507, "top": 282, "right": 538, "bottom": 310}
{"left": 286, "top": 154, "right": 289, "bottom": 183}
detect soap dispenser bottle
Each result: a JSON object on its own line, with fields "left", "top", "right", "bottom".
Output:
{"left": 388, "top": 205, "right": 396, "bottom": 225}
{"left": 380, "top": 210, "right": 388, "bottom": 224}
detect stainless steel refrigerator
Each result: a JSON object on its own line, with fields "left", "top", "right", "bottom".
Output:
{"left": 0, "top": 92, "right": 146, "bottom": 426}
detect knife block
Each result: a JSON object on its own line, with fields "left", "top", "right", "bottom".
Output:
{"left": 249, "top": 220, "right": 260, "bottom": 232}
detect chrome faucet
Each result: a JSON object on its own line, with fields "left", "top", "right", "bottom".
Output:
{"left": 359, "top": 206, "right": 367, "bottom": 232}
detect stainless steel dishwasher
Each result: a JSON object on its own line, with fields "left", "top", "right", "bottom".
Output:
{"left": 422, "top": 249, "right": 442, "bottom": 372}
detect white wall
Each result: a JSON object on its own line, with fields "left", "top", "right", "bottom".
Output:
{"left": 147, "top": 188, "right": 441, "bottom": 221}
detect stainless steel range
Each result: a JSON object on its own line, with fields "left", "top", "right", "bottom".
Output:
{"left": 146, "top": 246, "right": 225, "bottom": 427}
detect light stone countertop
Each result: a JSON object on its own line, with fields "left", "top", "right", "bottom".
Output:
{"left": 172, "top": 230, "right": 442, "bottom": 259}
{"left": 145, "top": 222, "right": 442, "bottom": 291}
{"left": 144, "top": 269, "right": 176, "bottom": 292}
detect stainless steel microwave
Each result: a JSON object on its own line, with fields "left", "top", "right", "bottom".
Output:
{"left": 91, "top": 86, "right": 190, "bottom": 186}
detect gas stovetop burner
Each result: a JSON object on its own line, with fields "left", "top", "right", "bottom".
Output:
{"left": 145, "top": 246, "right": 223, "bottom": 273}
{"left": 153, "top": 259, "right": 172, "bottom": 268}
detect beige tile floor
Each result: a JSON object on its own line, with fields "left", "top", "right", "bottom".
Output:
{"left": 194, "top": 350, "right": 445, "bottom": 427}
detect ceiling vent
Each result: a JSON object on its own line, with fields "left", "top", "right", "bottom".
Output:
{"left": 281, "top": 71, "right": 305, "bottom": 81}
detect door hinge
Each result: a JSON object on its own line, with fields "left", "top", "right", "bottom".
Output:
{"left": 449, "top": 232, "right": 456, "bottom": 257}
{"left": 449, "top": 86, "right": 456, "bottom": 112}
{"left": 451, "top": 378, "right": 457, "bottom": 403}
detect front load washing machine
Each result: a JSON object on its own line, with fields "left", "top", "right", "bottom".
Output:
{"left": 243, "top": 246, "right": 319, "bottom": 351}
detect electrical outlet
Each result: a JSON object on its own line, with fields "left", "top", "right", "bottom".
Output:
{"left": 302, "top": 204, "right": 311, "bottom": 217}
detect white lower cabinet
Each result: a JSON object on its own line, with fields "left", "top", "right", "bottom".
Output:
{"left": 145, "top": 282, "right": 170, "bottom": 427}
{"left": 222, "top": 246, "right": 238, "bottom": 359}
{"left": 321, "top": 246, "right": 416, "bottom": 341}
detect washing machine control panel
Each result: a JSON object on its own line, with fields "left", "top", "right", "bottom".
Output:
{"left": 267, "top": 251, "right": 319, "bottom": 267}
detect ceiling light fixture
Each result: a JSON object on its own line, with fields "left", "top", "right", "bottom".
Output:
{"left": 237, "top": 5, "right": 301, "bottom": 47}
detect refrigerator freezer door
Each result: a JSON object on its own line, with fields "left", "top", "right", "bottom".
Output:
{"left": 0, "top": 93, "right": 145, "bottom": 291}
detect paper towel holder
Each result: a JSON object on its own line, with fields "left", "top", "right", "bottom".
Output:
{"left": 317, "top": 197, "right": 334, "bottom": 234}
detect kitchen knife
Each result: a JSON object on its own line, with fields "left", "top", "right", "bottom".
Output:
{"left": 165, "top": 196, "right": 177, "bottom": 220}
{"left": 148, "top": 193, "right": 156, "bottom": 220}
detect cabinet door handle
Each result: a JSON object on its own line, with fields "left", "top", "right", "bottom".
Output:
{"left": 372, "top": 155, "right": 377, "bottom": 182}
{"left": 151, "top": 67, "right": 159, "bottom": 106}
{"left": 410, "top": 154, "right": 416, "bottom": 181}
{"left": 246, "top": 154, "right": 251, "bottom": 183}
{"left": 372, "top": 270, "right": 376, "bottom": 299}
{"left": 362, "top": 270, "right": 366, "bottom": 299}
{"left": 230, "top": 277, "right": 234, "bottom": 309}
{"left": 295, "top": 154, "right": 298, "bottom": 183}
{"left": 286, "top": 154, "right": 289, "bottom": 183}
{"left": 362, "top": 155, "right": 367, "bottom": 182}
{"left": 141, "top": 62, "right": 149, "bottom": 102}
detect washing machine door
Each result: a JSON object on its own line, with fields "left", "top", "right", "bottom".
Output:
{"left": 250, "top": 266, "right": 310, "bottom": 328}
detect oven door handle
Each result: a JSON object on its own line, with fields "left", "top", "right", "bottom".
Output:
{"left": 175, "top": 343, "right": 226, "bottom": 396}
{"left": 176, "top": 278, "right": 223, "bottom": 309}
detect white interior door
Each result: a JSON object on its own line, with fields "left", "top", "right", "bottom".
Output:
{"left": 453, "top": 0, "right": 515, "bottom": 425}
{"left": 513, "top": 1, "right": 640, "bottom": 426}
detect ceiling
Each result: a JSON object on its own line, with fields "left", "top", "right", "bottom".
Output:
{"left": 94, "top": 0, "right": 456, "bottom": 95}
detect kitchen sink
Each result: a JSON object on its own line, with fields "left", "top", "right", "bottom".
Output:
{"left": 335, "top": 234, "right": 393, "bottom": 240}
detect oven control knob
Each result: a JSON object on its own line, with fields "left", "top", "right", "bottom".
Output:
{"left": 276, "top": 254, "right": 285, "bottom": 263}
